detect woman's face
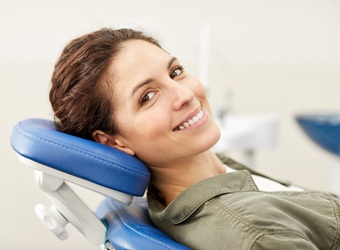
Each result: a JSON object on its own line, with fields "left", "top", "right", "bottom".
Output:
{"left": 107, "top": 40, "right": 220, "bottom": 167}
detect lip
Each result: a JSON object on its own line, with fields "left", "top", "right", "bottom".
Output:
{"left": 173, "top": 107, "right": 206, "bottom": 131}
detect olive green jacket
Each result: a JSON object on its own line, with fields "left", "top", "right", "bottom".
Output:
{"left": 147, "top": 156, "right": 340, "bottom": 249}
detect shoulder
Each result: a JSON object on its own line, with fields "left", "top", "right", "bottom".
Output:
{"left": 150, "top": 189, "right": 340, "bottom": 249}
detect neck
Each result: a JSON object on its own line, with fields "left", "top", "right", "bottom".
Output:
{"left": 148, "top": 150, "right": 225, "bottom": 205}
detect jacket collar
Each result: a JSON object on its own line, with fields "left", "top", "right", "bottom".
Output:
{"left": 148, "top": 170, "right": 258, "bottom": 225}
{"left": 217, "top": 154, "right": 292, "bottom": 187}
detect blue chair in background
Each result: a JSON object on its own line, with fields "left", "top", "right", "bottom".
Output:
{"left": 296, "top": 114, "right": 340, "bottom": 156}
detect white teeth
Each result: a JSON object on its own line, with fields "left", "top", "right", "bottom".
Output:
{"left": 178, "top": 109, "right": 204, "bottom": 130}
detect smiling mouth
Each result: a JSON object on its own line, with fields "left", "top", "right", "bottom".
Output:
{"left": 174, "top": 109, "right": 204, "bottom": 131}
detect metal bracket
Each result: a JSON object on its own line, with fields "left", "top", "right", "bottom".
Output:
{"left": 34, "top": 171, "right": 106, "bottom": 246}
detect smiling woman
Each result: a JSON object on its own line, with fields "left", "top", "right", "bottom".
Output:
{"left": 92, "top": 39, "right": 221, "bottom": 173}
{"left": 49, "top": 28, "right": 340, "bottom": 249}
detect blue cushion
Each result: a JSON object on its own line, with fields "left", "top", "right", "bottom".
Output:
{"left": 97, "top": 197, "right": 190, "bottom": 250}
{"left": 10, "top": 118, "right": 150, "bottom": 196}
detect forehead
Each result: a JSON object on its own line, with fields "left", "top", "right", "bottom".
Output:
{"left": 109, "top": 40, "right": 171, "bottom": 95}
{"left": 114, "top": 40, "right": 169, "bottom": 73}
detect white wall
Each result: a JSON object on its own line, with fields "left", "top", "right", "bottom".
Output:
{"left": 1, "top": 0, "right": 339, "bottom": 249}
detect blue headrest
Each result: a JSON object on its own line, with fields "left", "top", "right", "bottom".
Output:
{"left": 10, "top": 118, "right": 150, "bottom": 196}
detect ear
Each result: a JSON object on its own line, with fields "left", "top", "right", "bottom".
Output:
{"left": 92, "top": 130, "right": 135, "bottom": 156}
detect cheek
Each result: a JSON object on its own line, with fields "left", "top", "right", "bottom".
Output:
{"left": 187, "top": 77, "right": 208, "bottom": 97}
{"left": 138, "top": 109, "right": 170, "bottom": 137}
{"left": 192, "top": 80, "right": 211, "bottom": 107}
{"left": 197, "top": 85, "right": 208, "bottom": 99}
{"left": 119, "top": 109, "right": 170, "bottom": 144}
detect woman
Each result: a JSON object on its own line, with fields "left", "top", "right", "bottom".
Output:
{"left": 50, "top": 28, "right": 340, "bottom": 249}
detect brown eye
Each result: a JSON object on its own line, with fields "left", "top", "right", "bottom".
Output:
{"left": 141, "top": 91, "right": 155, "bottom": 105}
{"left": 170, "top": 67, "right": 183, "bottom": 79}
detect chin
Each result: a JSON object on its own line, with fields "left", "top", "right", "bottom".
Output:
{"left": 211, "top": 125, "right": 221, "bottom": 146}
{"left": 202, "top": 123, "right": 221, "bottom": 151}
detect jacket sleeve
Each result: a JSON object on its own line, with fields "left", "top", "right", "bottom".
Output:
{"left": 251, "top": 233, "right": 319, "bottom": 250}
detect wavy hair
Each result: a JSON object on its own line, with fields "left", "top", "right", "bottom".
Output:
{"left": 50, "top": 28, "right": 161, "bottom": 140}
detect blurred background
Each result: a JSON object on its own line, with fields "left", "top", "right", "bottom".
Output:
{"left": 1, "top": 0, "right": 339, "bottom": 249}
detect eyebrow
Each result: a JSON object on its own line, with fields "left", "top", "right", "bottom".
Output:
{"left": 131, "top": 56, "right": 178, "bottom": 97}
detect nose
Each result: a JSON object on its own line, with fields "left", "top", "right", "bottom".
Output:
{"left": 171, "top": 81, "right": 195, "bottom": 110}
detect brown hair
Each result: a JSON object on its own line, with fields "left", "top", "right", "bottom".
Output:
{"left": 50, "top": 28, "right": 161, "bottom": 140}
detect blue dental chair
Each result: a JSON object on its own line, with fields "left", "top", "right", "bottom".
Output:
{"left": 10, "top": 118, "right": 190, "bottom": 250}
